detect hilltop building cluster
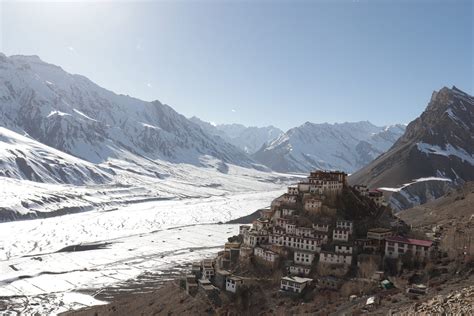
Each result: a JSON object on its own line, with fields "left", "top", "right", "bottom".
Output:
{"left": 183, "top": 170, "right": 434, "bottom": 301}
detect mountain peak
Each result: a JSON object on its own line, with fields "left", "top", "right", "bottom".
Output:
{"left": 350, "top": 87, "right": 474, "bottom": 190}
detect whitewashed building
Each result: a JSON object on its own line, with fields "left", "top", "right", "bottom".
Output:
{"left": 335, "top": 244, "right": 353, "bottom": 254}
{"left": 226, "top": 276, "right": 243, "bottom": 293}
{"left": 280, "top": 276, "right": 312, "bottom": 293}
{"left": 202, "top": 259, "right": 215, "bottom": 279}
{"left": 368, "top": 189, "right": 385, "bottom": 206}
{"left": 269, "top": 235, "right": 322, "bottom": 252}
{"left": 243, "top": 230, "right": 269, "bottom": 247}
{"left": 367, "top": 228, "right": 393, "bottom": 241}
{"left": 253, "top": 218, "right": 271, "bottom": 231}
{"left": 297, "top": 182, "right": 311, "bottom": 193}
{"left": 385, "top": 236, "right": 433, "bottom": 259}
{"left": 294, "top": 250, "right": 315, "bottom": 266}
{"left": 288, "top": 186, "right": 299, "bottom": 195}
{"left": 320, "top": 251, "right": 352, "bottom": 266}
{"left": 254, "top": 246, "right": 279, "bottom": 265}
{"left": 313, "top": 223, "right": 330, "bottom": 233}
{"left": 239, "top": 225, "right": 251, "bottom": 236}
{"left": 289, "top": 265, "right": 311, "bottom": 276}
{"left": 333, "top": 228, "right": 350, "bottom": 242}
{"left": 336, "top": 220, "right": 353, "bottom": 233}
{"left": 295, "top": 226, "right": 315, "bottom": 238}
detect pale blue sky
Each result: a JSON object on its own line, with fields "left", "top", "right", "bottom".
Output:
{"left": 1, "top": 0, "right": 472, "bottom": 130}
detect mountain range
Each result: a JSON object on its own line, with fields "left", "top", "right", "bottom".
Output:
{"left": 0, "top": 54, "right": 408, "bottom": 185}
{"left": 0, "top": 54, "right": 258, "bottom": 173}
{"left": 1, "top": 53, "right": 472, "bottom": 215}
{"left": 189, "top": 117, "right": 283, "bottom": 154}
{"left": 253, "top": 121, "right": 406, "bottom": 173}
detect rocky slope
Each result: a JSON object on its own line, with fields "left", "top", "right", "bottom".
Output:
{"left": 350, "top": 86, "right": 474, "bottom": 189}
{"left": 190, "top": 117, "right": 283, "bottom": 154}
{"left": 0, "top": 54, "right": 258, "bottom": 181}
{"left": 397, "top": 181, "right": 474, "bottom": 227}
{"left": 253, "top": 121, "right": 405, "bottom": 173}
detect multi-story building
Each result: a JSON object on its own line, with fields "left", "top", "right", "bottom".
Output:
{"left": 336, "top": 220, "right": 353, "bottom": 234}
{"left": 367, "top": 228, "right": 393, "bottom": 241}
{"left": 368, "top": 189, "right": 385, "bottom": 206}
{"left": 384, "top": 236, "right": 433, "bottom": 259}
{"left": 202, "top": 259, "right": 215, "bottom": 279}
{"left": 304, "top": 198, "right": 322, "bottom": 213}
{"left": 294, "top": 250, "right": 315, "bottom": 266}
{"left": 353, "top": 184, "right": 369, "bottom": 196}
{"left": 289, "top": 265, "right": 311, "bottom": 276}
{"left": 297, "top": 182, "right": 311, "bottom": 193}
{"left": 259, "top": 208, "right": 273, "bottom": 219}
{"left": 269, "top": 234, "right": 323, "bottom": 252}
{"left": 243, "top": 229, "right": 269, "bottom": 247}
{"left": 280, "top": 276, "right": 313, "bottom": 293}
{"left": 288, "top": 185, "right": 299, "bottom": 195}
{"left": 313, "top": 223, "right": 330, "bottom": 233}
{"left": 226, "top": 276, "right": 243, "bottom": 293}
{"left": 320, "top": 251, "right": 352, "bottom": 266}
{"left": 239, "top": 225, "right": 251, "bottom": 236}
{"left": 295, "top": 226, "right": 315, "bottom": 238}
{"left": 335, "top": 244, "right": 353, "bottom": 254}
{"left": 253, "top": 217, "right": 271, "bottom": 231}
{"left": 333, "top": 228, "right": 350, "bottom": 242}
{"left": 254, "top": 246, "right": 279, "bottom": 265}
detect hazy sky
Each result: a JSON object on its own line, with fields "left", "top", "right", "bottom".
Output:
{"left": 1, "top": 0, "right": 472, "bottom": 130}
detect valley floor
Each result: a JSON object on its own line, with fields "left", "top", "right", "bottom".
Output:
{"left": 0, "top": 188, "right": 285, "bottom": 315}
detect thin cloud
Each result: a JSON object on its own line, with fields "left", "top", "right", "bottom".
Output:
{"left": 146, "top": 83, "right": 152, "bottom": 88}
{"left": 231, "top": 109, "right": 236, "bottom": 113}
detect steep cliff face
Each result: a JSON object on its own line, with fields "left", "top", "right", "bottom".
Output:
{"left": 350, "top": 86, "right": 474, "bottom": 188}
{"left": 349, "top": 86, "right": 474, "bottom": 209}
{"left": 0, "top": 54, "right": 255, "bottom": 169}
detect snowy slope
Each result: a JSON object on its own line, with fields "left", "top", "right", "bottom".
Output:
{"left": 0, "top": 127, "right": 113, "bottom": 185}
{"left": 190, "top": 116, "right": 283, "bottom": 154}
{"left": 0, "top": 53, "right": 255, "bottom": 168}
{"left": 253, "top": 121, "right": 406, "bottom": 173}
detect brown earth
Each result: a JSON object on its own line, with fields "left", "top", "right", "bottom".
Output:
{"left": 64, "top": 281, "right": 216, "bottom": 316}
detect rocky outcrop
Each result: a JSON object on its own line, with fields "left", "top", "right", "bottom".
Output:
{"left": 408, "top": 286, "right": 473, "bottom": 314}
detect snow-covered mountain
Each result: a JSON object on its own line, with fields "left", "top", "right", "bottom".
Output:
{"left": 189, "top": 117, "right": 283, "bottom": 154}
{"left": 0, "top": 54, "right": 257, "bottom": 173}
{"left": 349, "top": 86, "right": 474, "bottom": 209}
{"left": 253, "top": 121, "right": 406, "bottom": 173}
{"left": 0, "top": 126, "right": 113, "bottom": 185}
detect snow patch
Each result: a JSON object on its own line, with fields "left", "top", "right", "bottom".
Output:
{"left": 73, "top": 109, "right": 99, "bottom": 122}
{"left": 379, "top": 177, "right": 452, "bottom": 192}
{"left": 417, "top": 142, "right": 474, "bottom": 165}
{"left": 47, "top": 110, "right": 71, "bottom": 118}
